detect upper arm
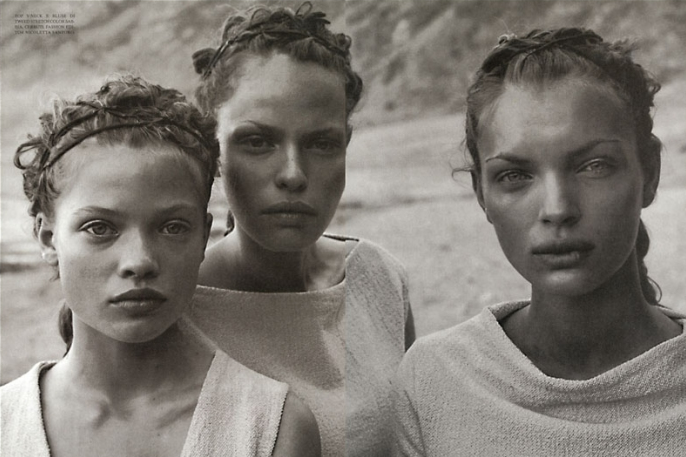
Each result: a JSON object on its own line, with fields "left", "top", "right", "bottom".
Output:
{"left": 405, "top": 305, "right": 416, "bottom": 351}
{"left": 392, "top": 357, "right": 426, "bottom": 457}
{"left": 197, "top": 239, "right": 229, "bottom": 288}
{"left": 401, "top": 264, "right": 416, "bottom": 351}
{"left": 272, "top": 392, "right": 321, "bottom": 457}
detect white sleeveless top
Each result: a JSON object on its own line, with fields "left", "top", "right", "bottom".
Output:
{"left": 1, "top": 350, "right": 288, "bottom": 457}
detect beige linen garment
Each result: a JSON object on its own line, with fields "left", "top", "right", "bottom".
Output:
{"left": 1, "top": 350, "right": 287, "bottom": 457}
{"left": 393, "top": 300, "right": 686, "bottom": 456}
{"left": 187, "top": 236, "right": 412, "bottom": 457}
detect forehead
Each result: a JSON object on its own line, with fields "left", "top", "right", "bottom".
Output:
{"left": 217, "top": 53, "right": 346, "bottom": 127}
{"left": 478, "top": 79, "right": 635, "bottom": 158}
{"left": 54, "top": 142, "right": 208, "bottom": 208}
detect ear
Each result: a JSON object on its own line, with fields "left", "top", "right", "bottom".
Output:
{"left": 641, "top": 140, "right": 661, "bottom": 208}
{"left": 471, "top": 171, "right": 492, "bottom": 224}
{"left": 345, "top": 125, "right": 353, "bottom": 146}
{"left": 202, "top": 213, "right": 214, "bottom": 257}
{"left": 36, "top": 213, "right": 59, "bottom": 266}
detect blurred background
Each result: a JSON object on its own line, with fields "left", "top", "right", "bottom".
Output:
{"left": 2, "top": 0, "right": 685, "bottom": 383}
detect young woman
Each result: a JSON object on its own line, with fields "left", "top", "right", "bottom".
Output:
{"left": 1, "top": 75, "right": 320, "bottom": 457}
{"left": 187, "top": 3, "right": 414, "bottom": 456}
{"left": 393, "top": 28, "right": 686, "bottom": 456}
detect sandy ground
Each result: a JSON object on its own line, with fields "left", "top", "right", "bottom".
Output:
{"left": 343, "top": 186, "right": 686, "bottom": 334}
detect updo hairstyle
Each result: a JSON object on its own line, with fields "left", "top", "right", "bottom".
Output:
{"left": 463, "top": 28, "right": 662, "bottom": 304}
{"left": 15, "top": 74, "right": 220, "bottom": 353}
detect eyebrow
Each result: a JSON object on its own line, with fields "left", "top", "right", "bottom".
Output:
{"left": 156, "top": 203, "right": 201, "bottom": 216}
{"left": 73, "top": 203, "right": 199, "bottom": 218}
{"left": 302, "top": 127, "right": 346, "bottom": 140}
{"left": 234, "top": 122, "right": 345, "bottom": 139}
{"left": 226, "top": 121, "right": 279, "bottom": 138}
{"left": 240, "top": 121, "right": 276, "bottom": 132}
{"left": 73, "top": 206, "right": 119, "bottom": 218}
{"left": 485, "top": 139, "right": 622, "bottom": 164}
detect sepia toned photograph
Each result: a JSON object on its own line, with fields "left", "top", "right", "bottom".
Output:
{"left": 2, "top": 1, "right": 685, "bottom": 455}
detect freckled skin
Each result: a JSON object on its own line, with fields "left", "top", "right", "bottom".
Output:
{"left": 476, "top": 80, "right": 647, "bottom": 298}
{"left": 36, "top": 143, "right": 219, "bottom": 457}
{"left": 41, "top": 144, "right": 210, "bottom": 344}
{"left": 473, "top": 79, "right": 680, "bottom": 380}
{"left": 216, "top": 54, "right": 347, "bottom": 253}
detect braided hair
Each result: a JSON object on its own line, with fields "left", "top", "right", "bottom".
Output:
{"left": 14, "top": 74, "right": 220, "bottom": 353}
{"left": 192, "top": 1, "right": 362, "bottom": 121}
{"left": 463, "top": 28, "right": 662, "bottom": 304}
{"left": 193, "top": 2, "right": 361, "bottom": 232}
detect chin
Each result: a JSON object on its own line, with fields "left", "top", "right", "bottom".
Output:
{"left": 258, "top": 230, "right": 323, "bottom": 253}
{"left": 531, "top": 270, "right": 608, "bottom": 298}
{"left": 263, "top": 238, "right": 317, "bottom": 253}
{"left": 108, "top": 321, "right": 177, "bottom": 344}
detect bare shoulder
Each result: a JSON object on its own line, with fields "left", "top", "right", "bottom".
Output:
{"left": 308, "top": 236, "right": 347, "bottom": 290}
{"left": 319, "top": 234, "right": 349, "bottom": 256}
{"left": 272, "top": 392, "right": 321, "bottom": 457}
{"left": 198, "top": 237, "right": 233, "bottom": 288}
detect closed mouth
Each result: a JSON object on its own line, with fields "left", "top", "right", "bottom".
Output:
{"left": 532, "top": 240, "right": 595, "bottom": 256}
{"left": 263, "top": 201, "right": 317, "bottom": 216}
{"left": 531, "top": 240, "right": 595, "bottom": 269}
{"left": 110, "top": 288, "right": 167, "bottom": 303}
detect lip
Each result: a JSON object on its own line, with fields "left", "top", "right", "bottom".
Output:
{"left": 110, "top": 288, "right": 167, "bottom": 303}
{"left": 263, "top": 201, "right": 317, "bottom": 216}
{"left": 531, "top": 240, "right": 594, "bottom": 269}
{"left": 109, "top": 288, "right": 167, "bottom": 314}
{"left": 531, "top": 240, "right": 595, "bottom": 256}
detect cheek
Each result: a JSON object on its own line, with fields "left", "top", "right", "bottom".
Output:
{"left": 491, "top": 211, "right": 528, "bottom": 261}
{"left": 222, "top": 155, "right": 260, "bottom": 206}
{"left": 168, "top": 251, "right": 203, "bottom": 292}
{"left": 316, "top": 157, "right": 346, "bottom": 204}
{"left": 329, "top": 164, "right": 346, "bottom": 200}
{"left": 223, "top": 160, "right": 242, "bottom": 198}
{"left": 587, "top": 184, "right": 643, "bottom": 252}
{"left": 56, "top": 245, "right": 108, "bottom": 304}
{"left": 483, "top": 188, "right": 529, "bottom": 240}
{"left": 483, "top": 191, "right": 539, "bottom": 272}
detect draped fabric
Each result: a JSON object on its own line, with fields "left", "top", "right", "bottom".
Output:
{"left": 393, "top": 301, "right": 686, "bottom": 456}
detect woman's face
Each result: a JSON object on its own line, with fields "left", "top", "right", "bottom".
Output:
{"left": 476, "top": 80, "right": 656, "bottom": 298}
{"left": 216, "top": 54, "right": 347, "bottom": 252}
{"left": 39, "top": 144, "right": 211, "bottom": 343}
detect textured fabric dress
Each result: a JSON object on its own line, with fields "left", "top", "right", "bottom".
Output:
{"left": 0, "top": 350, "right": 287, "bottom": 457}
{"left": 393, "top": 300, "right": 686, "bottom": 456}
{"left": 187, "top": 236, "right": 412, "bottom": 457}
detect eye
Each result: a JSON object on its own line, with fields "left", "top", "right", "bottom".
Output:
{"left": 305, "top": 137, "right": 342, "bottom": 155}
{"left": 496, "top": 170, "right": 531, "bottom": 184}
{"left": 160, "top": 221, "right": 190, "bottom": 235}
{"left": 579, "top": 158, "right": 614, "bottom": 177}
{"left": 237, "top": 135, "right": 275, "bottom": 154}
{"left": 81, "top": 221, "right": 117, "bottom": 237}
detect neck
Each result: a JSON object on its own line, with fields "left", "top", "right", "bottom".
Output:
{"left": 222, "top": 228, "right": 343, "bottom": 292}
{"left": 529, "top": 277, "right": 648, "bottom": 351}
{"left": 506, "top": 254, "right": 681, "bottom": 378}
{"left": 62, "top": 318, "right": 209, "bottom": 400}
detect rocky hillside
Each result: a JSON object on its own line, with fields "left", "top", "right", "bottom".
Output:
{"left": 348, "top": 0, "right": 686, "bottom": 125}
{"left": 1, "top": 0, "right": 684, "bottom": 127}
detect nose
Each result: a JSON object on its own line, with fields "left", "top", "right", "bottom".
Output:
{"left": 538, "top": 174, "right": 580, "bottom": 226}
{"left": 274, "top": 144, "right": 308, "bottom": 192}
{"left": 117, "top": 230, "right": 160, "bottom": 280}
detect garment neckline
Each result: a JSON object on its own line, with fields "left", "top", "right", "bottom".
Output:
{"left": 34, "top": 353, "right": 219, "bottom": 457}
{"left": 485, "top": 300, "right": 686, "bottom": 384}
{"left": 197, "top": 234, "right": 361, "bottom": 296}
